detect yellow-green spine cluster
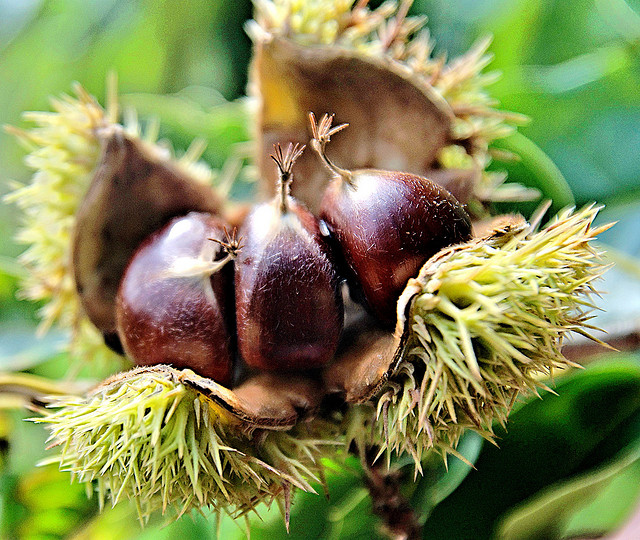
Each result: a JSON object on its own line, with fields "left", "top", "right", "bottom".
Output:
{"left": 36, "top": 367, "right": 340, "bottom": 523}
{"left": 5, "top": 87, "right": 110, "bottom": 360}
{"left": 353, "top": 206, "right": 610, "bottom": 466}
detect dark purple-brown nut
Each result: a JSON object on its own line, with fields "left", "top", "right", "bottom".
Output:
{"left": 73, "top": 127, "right": 221, "bottom": 350}
{"left": 235, "top": 144, "right": 344, "bottom": 371}
{"left": 116, "top": 212, "right": 237, "bottom": 386}
{"left": 310, "top": 113, "right": 473, "bottom": 325}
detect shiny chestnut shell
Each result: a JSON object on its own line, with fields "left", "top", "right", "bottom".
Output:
{"left": 235, "top": 197, "right": 344, "bottom": 372}
{"left": 116, "top": 212, "right": 235, "bottom": 385}
{"left": 73, "top": 128, "right": 221, "bottom": 345}
{"left": 320, "top": 169, "right": 472, "bottom": 324}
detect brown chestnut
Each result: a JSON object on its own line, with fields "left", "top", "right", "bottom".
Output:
{"left": 73, "top": 128, "right": 221, "bottom": 345}
{"left": 235, "top": 144, "right": 344, "bottom": 371}
{"left": 116, "top": 212, "right": 237, "bottom": 385}
{"left": 310, "top": 113, "right": 472, "bottom": 325}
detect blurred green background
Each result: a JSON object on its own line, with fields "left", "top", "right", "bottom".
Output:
{"left": 0, "top": 0, "right": 639, "bottom": 538}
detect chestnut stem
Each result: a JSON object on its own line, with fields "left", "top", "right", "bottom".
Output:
{"left": 364, "top": 450, "right": 423, "bottom": 540}
{"left": 308, "top": 112, "right": 355, "bottom": 187}
{"left": 270, "top": 143, "right": 305, "bottom": 214}
{"left": 278, "top": 169, "right": 292, "bottom": 214}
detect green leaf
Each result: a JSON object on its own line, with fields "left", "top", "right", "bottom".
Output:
{"left": 226, "top": 459, "right": 384, "bottom": 540}
{"left": 0, "top": 256, "right": 27, "bottom": 280}
{"left": 562, "top": 458, "right": 640, "bottom": 537}
{"left": 0, "top": 327, "right": 68, "bottom": 372}
{"left": 0, "top": 465, "right": 98, "bottom": 539}
{"left": 521, "top": 44, "right": 632, "bottom": 94}
{"left": 422, "top": 357, "right": 640, "bottom": 540}
{"left": 4, "top": 409, "right": 49, "bottom": 477}
{"left": 410, "top": 431, "right": 484, "bottom": 518}
{"left": 490, "top": 132, "right": 574, "bottom": 217}
{"left": 495, "top": 441, "right": 640, "bottom": 539}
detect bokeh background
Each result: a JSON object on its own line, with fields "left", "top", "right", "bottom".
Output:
{"left": 0, "top": 0, "right": 639, "bottom": 538}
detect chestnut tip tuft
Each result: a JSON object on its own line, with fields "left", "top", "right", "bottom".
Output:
{"left": 271, "top": 142, "right": 306, "bottom": 213}
{"left": 308, "top": 112, "right": 352, "bottom": 184}
{"left": 270, "top": 142, "right": 306, "bottom": 178}
{"left": 209, "top": 225, "right": 243, "bottom": 259}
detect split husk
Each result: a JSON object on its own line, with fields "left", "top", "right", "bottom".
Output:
{"left": 5, "top": 85, "right": 219, "bottom": 363}
{"left": 36, "top": 188, "right": 610, "bottom": 520}
{"left": 337, "top": 206, "right": 612, "bottom": 466}
{"left": 7, "top": 0, "right": 613, "bottom": 526}
{"left": 249, "top": 0, "right": 535, "bottom": 213}
{"left": 36, "top": 365, "right": 339, "bottom": 523}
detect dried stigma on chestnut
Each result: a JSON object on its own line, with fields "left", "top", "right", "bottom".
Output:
{"left": 235, "top": 143, "right": 344, "bottom": 371}
{"left": 116, "top": 212, "right": 237, "bottom": 385}
{"left": 310, "top": 113, "right": 473, "bottom": 325}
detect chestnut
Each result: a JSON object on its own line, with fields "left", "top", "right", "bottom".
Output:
{"left": 73, "top": 128, "right": 222, "bottom": 345}
{"left": 116, "top": 212, "right": 237, "bottom": 385}
{"left": 235, "top": 144, "right": 344, "bottom": 371}
{"left": 310, "top": 113, "right": 473, "bottom": 325}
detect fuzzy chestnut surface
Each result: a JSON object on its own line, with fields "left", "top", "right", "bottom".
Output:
{"left": 235, "top": 146, "right": 344, "bottom": 371}
{"left": 116, "top": 212, "right": 235, "bottom": 385}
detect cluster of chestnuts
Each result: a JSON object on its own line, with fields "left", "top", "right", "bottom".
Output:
{"left": 8, "top": 2, "right": 613, "bottom": 529}
{"left": 115, "top": 114, "right": 472, "bottom": 386}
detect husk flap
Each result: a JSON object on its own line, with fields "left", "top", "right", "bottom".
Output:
{"left": 183, "top": 368, "right": 324, "bottom": 429}
{"left": 251, "top": 36, "right": 454, "bottom": 211}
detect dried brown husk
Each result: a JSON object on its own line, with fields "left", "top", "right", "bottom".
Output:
{"left": 248, "top": 0, "right": 532, "bottom": 213}
{"left": 250, "top": 34, "right": 456, "bottom": 211}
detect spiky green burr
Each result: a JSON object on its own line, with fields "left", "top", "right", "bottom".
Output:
{"left": 5, "top": 87, "right": 108, "bottom": 351}
{"left": 5, "top": 4, "right": 615, "bottom": 527}
{"left": 36, "top": 366, "right": 339, "bottom": 524}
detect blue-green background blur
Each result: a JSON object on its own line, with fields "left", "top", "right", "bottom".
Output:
{"left": 1, "top": 1, "right": 640, "bottom": 538}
